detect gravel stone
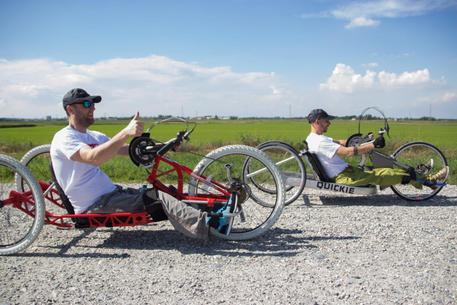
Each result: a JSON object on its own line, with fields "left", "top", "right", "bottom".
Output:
{"left": 1, "top": 185, "right": 456, "bottom": 305}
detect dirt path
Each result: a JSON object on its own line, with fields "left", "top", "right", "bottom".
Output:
{"left": 1, "top": 187, "right": 456, "bottom": 305}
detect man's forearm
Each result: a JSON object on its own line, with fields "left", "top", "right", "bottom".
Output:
{"left": 334, "top": 139, "right": 347, "bottom": 146}
{"left": 72, "top": 130, "right": 130, "bottom": 166}
{"left": 336, "top": 142, "right": 374, "bottom": 157}
{"left": 72, "top": 112, "right": 143, "bottom": 166}
{"left": 118, "top": 144, "right": 130, "bottom": 156}
{"left": 358, "top": 142, "right": 375, "bottom": 154}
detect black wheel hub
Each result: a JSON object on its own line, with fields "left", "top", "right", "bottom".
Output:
{"left": 228, "top": 178, "right": 250, "bottom": 204}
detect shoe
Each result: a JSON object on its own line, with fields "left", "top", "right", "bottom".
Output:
{"left": 426, "top": 166, "right": 448, "bottom": 182}
{"left": 421, "top": 166, "right": 449, "bottom": 190}
{"left": 207, "top": 195, "right": 237, "bottom": 235}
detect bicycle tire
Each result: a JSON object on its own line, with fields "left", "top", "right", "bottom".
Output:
{"left": 15, "top": 144, "right": 52, "bottom": 192}
{"left": 390, "top": 141, "right": 448, "bottom": 201}
{"left": 189, "top": 145, "right": 285, "bottom": 240}
{"left": 255, "top": 141, "right": 306, "bottom": 206}
{"left": 0, "top": 154, "right": 45, "bottom": 255}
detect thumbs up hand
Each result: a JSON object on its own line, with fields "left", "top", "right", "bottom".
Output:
{"left": 124, "top": 111, "right": 144, "bottom": 137}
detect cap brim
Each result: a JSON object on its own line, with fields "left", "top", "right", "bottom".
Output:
{"left": 313, "top": 114, "right": 336, "bottom": 121}
{"left": 63, "top": 96, "right": 102, "bottom": 108}
{"left": 87, "top": 95, "right": 102, "bottom": 103}
{"left": 70, "top": 95, "right": 101, "bottom": 103}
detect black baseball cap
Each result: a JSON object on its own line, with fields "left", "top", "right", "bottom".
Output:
{"left": 62, "top": 88, "right": 101, "bottom": 110}
{"left": 307, "top": 109, "right": 335, "bottom": 123}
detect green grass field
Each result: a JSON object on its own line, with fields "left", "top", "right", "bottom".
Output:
{"left": 1, "top": 119, "right": 456, "bottom": 184}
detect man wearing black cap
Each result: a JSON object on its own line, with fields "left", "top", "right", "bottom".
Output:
{"left": 50, "top": 88, "right": 232, "bottom": 240}
{"left": 305, "top": 109, "right": 447, "bottom": 188}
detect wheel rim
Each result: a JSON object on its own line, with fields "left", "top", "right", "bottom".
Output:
{"left": 192, "top": 152, "right": 281, "bottom": 236}
{"left": 391, "top": 142, "right": 448, "bottom": 201}
{"left": 18, "top": 151, "right": 52, "bottom": 192}
{"left": 0, "top": 160, "right": 42, "bottom": 253}
{"left": 253, "top": 144, "right": 305, "bottom": 205}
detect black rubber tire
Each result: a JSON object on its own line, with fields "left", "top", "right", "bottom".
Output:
{"left": 189, "top": 145, "right": 285, "bottom": 240}
{"left": 256, "top": 141, "right": 306, "bottom": 206}
{"left": 0, "top": 154, "right": 45, "bottom": 255}
{"left": 390, "top": 141, "right": 448, "bottom": 201}
{"left": 15, "top": 144, "right": 52, "bottom": 192}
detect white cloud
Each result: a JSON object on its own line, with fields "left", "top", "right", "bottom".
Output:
{"left": 441, "top": 91, "right": 457, "bottom": 102}
{"left": 345, "top": 17, "right": 380, "bottom": 28}
{"left": 307, "top": 0, "right": 457, "bottom": 28}
{"left": 1, "top": 57, "right": 455, "bottom": 119}
{"left": 317, "top": 64, "right": 457, "bottom": 118}
{"left": 270, "top": 86, "right": 281, "bottom": 96}
{"left": 0, "top": 56, "right": 290, "bottom": 118}
{"left": 378, "top": 69, "right": 430, "bottom": 87}
{"left": 320, "top": 64, "right": 432, "bottom": 93}
{"left": 363, "top": 62, "right": 379, "bottom": 68}
{"left": 319, "top": 64, "right": 376, "bottom": 93}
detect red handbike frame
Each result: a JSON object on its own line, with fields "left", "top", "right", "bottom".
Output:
{"left": 7, "top": 150, "right": 231, "bottom": 230}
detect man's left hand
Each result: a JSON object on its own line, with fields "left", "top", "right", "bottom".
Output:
{"left": 373, "top": 135, "right": 385, "bottom": 148}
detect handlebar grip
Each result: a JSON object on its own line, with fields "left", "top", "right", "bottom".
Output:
{"left": 156, "top": 131, "right": 185, "bottom": 155}
{"left": 183, "top": 130, "right": 191, "bottom": 140}
{"left": 157, "top": 140, "right": 176, "bottom": 155}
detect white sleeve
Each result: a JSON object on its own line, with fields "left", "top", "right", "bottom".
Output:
{"left": 59, "top": 132, "right": 88, "bottom": 160}
{"left": 318, "top": 137, "right": 341, "bottom": 159}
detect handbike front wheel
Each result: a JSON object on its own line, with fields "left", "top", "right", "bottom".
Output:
{"left": 0, "top": 154, "right": 45, "bottom": 255}
{"left": 255, "top": 141, "right": 306, "bottom": 206}
{"left": 189, "top": 145, "right": 285, "bottom": 240}
{"left": 390, "top": 141, "right": 448, "bottom": 201}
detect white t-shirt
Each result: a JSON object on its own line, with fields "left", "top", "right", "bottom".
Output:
{"left": 306, "top": 132, "right": 348, "bottom": 178}
{"left": 50, "top": 126, "right": 116, "bottom": 213}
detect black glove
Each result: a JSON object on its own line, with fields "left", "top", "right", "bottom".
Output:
{"left": 373, "top": 135, "right": 385, "bottom": 148}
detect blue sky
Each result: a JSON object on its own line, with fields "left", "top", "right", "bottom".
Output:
{"left": 1, "top": 0, "right": 456, "bottom": 118}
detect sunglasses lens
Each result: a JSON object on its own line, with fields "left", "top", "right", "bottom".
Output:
{"left": 82, "top": 100, "right": 92, "bottom": 108}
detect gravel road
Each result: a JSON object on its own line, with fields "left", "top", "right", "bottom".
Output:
{"left": 1, "top": 186, "right": 456, "bottom": 305}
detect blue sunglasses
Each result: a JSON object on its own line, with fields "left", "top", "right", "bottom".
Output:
{"left": 74, "top": 100, "right": 95, "bottom": 108}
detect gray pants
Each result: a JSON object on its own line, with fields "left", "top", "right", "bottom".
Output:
{"left": 87, "top": 185, "right": 209, "bottom": 240}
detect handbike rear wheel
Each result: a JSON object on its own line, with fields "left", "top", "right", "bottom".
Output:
{"left": 15, "top": 144, "right": 52, "bottom": 192}
{"left": 15, "top": 144, "right": 64, "bottom": 215}
{"left": 255, "top": 141, "right": 306, "bottom": 206}
{"left": 390, "top": 141, "right": 448, "bottom": 201}
{"left": 0, "top": 154, "right": 45, "bottom": 255}
{"left": 189, "top": 145, "right": 285, "bottom": 240}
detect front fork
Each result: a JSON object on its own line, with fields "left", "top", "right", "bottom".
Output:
{"left": 224, "top": 163, "right": 246, "bottom": 222}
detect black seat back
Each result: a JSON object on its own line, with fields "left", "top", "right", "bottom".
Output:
{"left": 303, "top": 141, "right": 334, "bottom": 182}
{"left": 49, "top": 163, "right": 75, "bottom": 215}
{"left": 49, "top": 163, "right": 90, "bottom": 227}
